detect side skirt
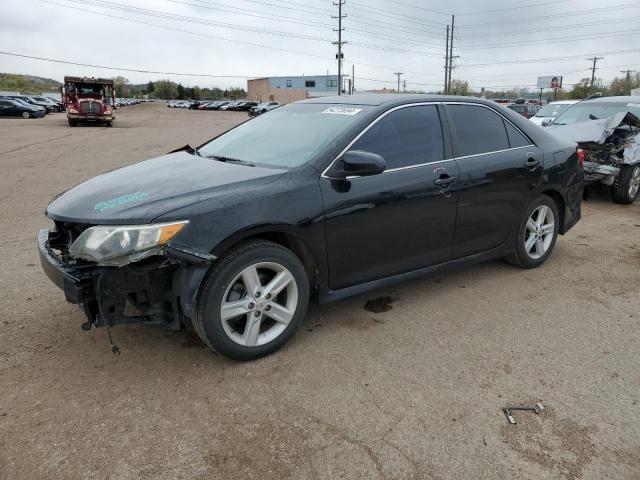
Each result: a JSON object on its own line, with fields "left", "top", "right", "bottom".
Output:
{"left": 320, "top": 244, "right": 510, "bottom": 304}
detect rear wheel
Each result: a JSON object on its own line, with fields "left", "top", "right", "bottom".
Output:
{"left": 612, "top": 164, "right": 640, "bottom": 204}
{"left": 193, "top": 240, "right": 309, "bottom": 360}
{"left": 22, "top": 111, "right": 31, "bottom": 119}
{"left": 505, "top": 194, "right": 559, "bottom": 269}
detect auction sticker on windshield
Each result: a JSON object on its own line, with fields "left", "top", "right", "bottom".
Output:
{"left": 322, "top": 107, "right": 363, "bottom": 115}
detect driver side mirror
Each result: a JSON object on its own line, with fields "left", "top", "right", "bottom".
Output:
{"left": 541, "top": 119, "right": 552, "bottom": 127}
{"left": 333, "top": 150, "right": 386, "bottom": 178}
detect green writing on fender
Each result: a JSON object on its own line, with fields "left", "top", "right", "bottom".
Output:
{"left": 95, "top": 191, "right": 150, "bottom": 212}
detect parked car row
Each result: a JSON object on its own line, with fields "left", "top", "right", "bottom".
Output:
{"left": 0, "top": 94, "right": 64, "bottom": 118}
{"left": 248, "top": 101, "right": 280, "bottom": 117}
{"left": 115, "top": 98, "right": 146, "bottom": 107}
{"left": 166, "top": 99, "right": 280, "bottom": 115}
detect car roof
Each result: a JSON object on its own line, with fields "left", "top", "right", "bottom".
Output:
{"left": 298, "top": 93, "right": 501, "bottom": 108}
{"left": 580, "top": 95, "right": 640, "bottom": 104}
{"left": 548, "top": 100, "right": 579, "bottom": 104}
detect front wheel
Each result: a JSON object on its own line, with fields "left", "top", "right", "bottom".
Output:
{"left": 193, "top": 240, "right": 309, "bottom": 360}
{"left": 612, "top": 164, "right": 640, "bottom": 204}
{"left": 105, "top": 120, "right": 113, "bottom": 127}
{"left": 22, "top": 111, "right": 31, "bottom": 119}
{"left": 68, "top": 119, "right": 77, "bottom": 127}
{"left": 505, "top": 194, "right": 559, "bottom": 268}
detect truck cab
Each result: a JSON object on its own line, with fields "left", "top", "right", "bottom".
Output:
{"left": 63, "top": 76, "right": 115, "bottom": 127}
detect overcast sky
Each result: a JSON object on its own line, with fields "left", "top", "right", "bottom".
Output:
{"left": 1, "top": 0, "right": 639, "bottom": 92}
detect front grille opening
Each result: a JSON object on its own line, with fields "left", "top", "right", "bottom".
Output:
{"left": 49, "top": 222, "right": 93, "bottom": 265}
{"left": 80, "top": 101, "right": 101, "bottom": 114}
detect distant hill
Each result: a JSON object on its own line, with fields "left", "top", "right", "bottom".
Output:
{"left": 0, "top": 73, "right": 62, "bottom": 94}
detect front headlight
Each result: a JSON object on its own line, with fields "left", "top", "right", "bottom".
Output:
{"left": 69, "top": 221, "right": 188, "bottom": 266}
{"left": 68, "top": 107, "right": 78, "bottom": 113}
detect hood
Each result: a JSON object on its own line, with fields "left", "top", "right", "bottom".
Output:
{"left": 46, "top": 151, "right": 286, "bottom": 224}
{"left": 546, "top": 111, "right": 640, "bottom": 145}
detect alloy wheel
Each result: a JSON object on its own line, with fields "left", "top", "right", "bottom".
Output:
{"left": 629, "top": 166, "right": 640, "bottom": 198}
{"left": 220, "top": 262, "right": 298, "bottom": 347}
{"left": 524, "top": 205, "right": 555, "bottom": 260}
{"left": 22, "top": 111, "right": 30, "bottom": 119}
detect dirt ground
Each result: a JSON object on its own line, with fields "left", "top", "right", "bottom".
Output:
{"left": 1, "top": 103, "right": 639, "bottom": 480}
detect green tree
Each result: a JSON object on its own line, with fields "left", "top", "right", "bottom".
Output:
{"left": 449, "top": 79, "right": 470, "bottom": 96}
{"left": 568, "top": 77, "right": 605, "bottom": 99}
{"left": 112, "top": 76, "right": 131, "bottom": 98}
{"left": 147, "top": 81, "right": 155, "bottom": 94}
{"left": 227, "top": 87, "right": 247, "bottom": 99}
{"left": 607, "top": 72, "right": 640, "bottom": 96}
{"left": 177, "top": 83, "right": 185, "bottom": 99}
{"left": 151, "top": 79, "right": 178, "bottom": 99}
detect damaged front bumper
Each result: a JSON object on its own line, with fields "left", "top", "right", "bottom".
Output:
{"left": 38, "top": 228, "right": 212, "bottom": 330}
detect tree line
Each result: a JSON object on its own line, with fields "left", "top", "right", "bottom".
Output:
{"left": 445, "top": 72, "right": 640, "bottom": 101}
{"left": 112, "top": 76, "right": 246, "bottom": 99}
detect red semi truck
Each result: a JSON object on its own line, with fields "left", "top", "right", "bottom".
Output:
{"left": 62, "top": 76, "right": 115, "bottom": 127}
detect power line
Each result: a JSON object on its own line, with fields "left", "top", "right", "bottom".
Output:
{"left": 48, "top": 0, "right": 445, "bottom": 58}
{"left": 457, "top": 2, "right": 640, "bottom": 28}
{"left": 380, "top": 0, "right": 450, "bottom": 17}
{"left": 348, "top": 0, "right": 448, "bottom": 28}
{"left": 0, "top": 50, "right": 256, "bottom": 78}
{"left": 462, "top": 28, "right": 640, "bottom": 50}
{"left": 460, "top": 15, "right": 640, "bottom": 38}
{"left": 174, "top": 0, "right": 445, "bottom": 47}
{"left": 462, "top": 49, "right": 640, "bottom": 67}
{"left": 457, "top": 0, "right": 574, "bottom": 16}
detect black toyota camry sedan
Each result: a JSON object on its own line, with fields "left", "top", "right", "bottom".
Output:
{"left": 39, "top": 95, "right": 583, "bottom": 360}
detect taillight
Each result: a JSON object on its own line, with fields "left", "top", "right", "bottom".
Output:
{"left": 576, "top": 148, "right": 584, "bottom": 168}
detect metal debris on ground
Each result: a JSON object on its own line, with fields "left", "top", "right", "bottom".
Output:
{"left": 503, "top": 402, "right": 544, "bottom": 424}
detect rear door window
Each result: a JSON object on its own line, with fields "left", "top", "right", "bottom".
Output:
{"left": 505, "top": 122, "right": 531, "bottom": 148}
{"left": 447, "top": 104, "right": 510, "bottom": 156}
{"left": 351, "top": 105, "right": 444, "bottom": 170}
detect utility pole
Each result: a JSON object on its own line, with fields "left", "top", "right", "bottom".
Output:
{"left": 403, "top": 79, "right": 406, "bottom": 93}
{"left": 332, "top": 0, "right": 346, "bottom": 95}
{"left": 444, "top": 25, "right": 449, "bottom": 94}
{"left": 448, "top": 14, "right": 455, "bottom": 94}
{"left": 621, "top": 69, "right": 637, "bottom": 95}
{"left": 352, "top": 64, "right": 355, "bottom": 94}
{"left": 587, "top": 57, "right": 603, "bottom": 88}
{"left": 394, "top": 72, "right": 403, "bottom": 93}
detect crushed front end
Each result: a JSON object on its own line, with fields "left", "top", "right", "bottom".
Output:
{"left": 582, "top": 120, "right": 639, "bottom": 185}
{"left": 38, "top": 221, "right": 212, "bottom": 333}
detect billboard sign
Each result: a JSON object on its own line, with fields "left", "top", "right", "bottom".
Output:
{"left": 537, "top": 76, "right": 563, "bottom": 89}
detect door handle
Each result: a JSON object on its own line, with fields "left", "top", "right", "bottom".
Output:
{"left": 524, "top": 159, "right": 539, "bottom": 169}
{"left": 434, "top": 175, "right": 457, "bottom": 187}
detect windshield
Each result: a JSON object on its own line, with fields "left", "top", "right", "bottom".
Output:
{"left": 74, "top": 83, "right": 104, "bottom": 95}
{"left": 552, "top": 101, "right": 640, "bottom": 125}
{"left": 198, "top": 103, "right": 369, "bottom": 168}
{"left": 535, "top": 103, "right": 573, "bottom": 118}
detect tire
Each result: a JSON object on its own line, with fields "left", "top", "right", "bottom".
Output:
{"left": 504, "top": 194, "right": 559, "bottom": 269}
{"left": 68, "top": 119, "right": 77, "bottom": 127}
{"left": 193, "top": 240, "right": 310, "bottom": 360}
{"left": 612, "top": 164, "right": 640, "bottom": 204}
{"left": 22, "top": 111, "right": 31, "bottom": 119}
{"left": 105, "top": 120, "right": 113, "bottom": 127}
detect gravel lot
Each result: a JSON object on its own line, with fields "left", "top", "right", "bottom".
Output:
{"left": 1, "top": 103, "right": 639, "bottom": 480}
